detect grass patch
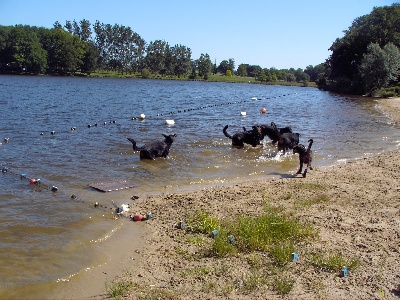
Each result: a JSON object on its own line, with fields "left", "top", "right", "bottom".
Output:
{"left": 269, "top": 242, "right": 296, "bottom": 265}
{"left": 105, "top": 272, "right": 133, "bottom": 299}
{"left": 186, "top": 205, "right": 315, "bottom": 262}
{"left": 188, "top": 210, "right": 220, "bottom": 234}
{"left": 228, "top": 210, "right": 313, "bottom": 254}
{"left": 246, "top": 254, "right": 264, "bottom": 269}
{"left": 273, "top": 275, "right": 295, "bottom": 295}
{"left": 240, "top": 272, "right": 268, "bottom": 294}
{"left": 309, "top": 252, "right": 360, "bottom": 273}
{"left": 297, "top": 193, "right": 330, "bottom": 208}
{"left": 185, "top": 234, "right": 209, "bottom": 246}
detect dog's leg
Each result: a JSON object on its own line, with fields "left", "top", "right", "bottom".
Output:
{"left": 302, "top": 168, "right": 308, "bottom": 178}
{"left": 297, "top": 157, "right": 304, "bottom": 174}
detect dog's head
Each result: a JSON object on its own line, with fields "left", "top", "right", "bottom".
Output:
{"left": 251, "top": 125, "right": 263, "bottom": 137}
{"left": 293, "top": 144, "right": 305, "bottom": 154}
{"left": 162, "top": 134, "right": 177, "bottom": 143}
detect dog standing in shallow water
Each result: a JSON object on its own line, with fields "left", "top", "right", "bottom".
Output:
{"left": 293, "top": 139, "right": 313, "bottom": 177}
{"left": 223, "top": 125, "right": 263, "bottom": 148}
{"left": 127, "top": 134, "right": 177, "bottom": 160}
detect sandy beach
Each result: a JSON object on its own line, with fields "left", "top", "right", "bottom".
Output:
{"left": 50, "top": 97, "right": 399, "bottom": 299}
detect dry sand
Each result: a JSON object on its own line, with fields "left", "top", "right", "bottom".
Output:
{"left": 52, "top": 98, "right": 399, "bottom": 300}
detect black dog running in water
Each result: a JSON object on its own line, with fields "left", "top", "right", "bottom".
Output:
{"left": 127, "top": 134, "right": 177, "bottom": 160}
{"left": 260, "top": 122, "right": 293, "bottom": 144}
{"left": 270, "top": 122, "right": 300, "bottom": 154}
{"left": 293, "top": 139, "right": 314, "bottom": 177}
{"left": 242, "top": 122, "right": 293, "bottom": 144}
{"left": 223, "top": 125, "right": 263, "bottom": 148}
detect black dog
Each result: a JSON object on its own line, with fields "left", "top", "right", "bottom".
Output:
{"left": 260, "top": 122, "right": 293, "bottom": 144}
{"left": 271, "top": 123, "right": 300, "bottom": 154}
{"left": 242, "top": 122, "right": 293, "bottom": 144}
{"left": 127, "top": 134, "right": 177, "bottom": 160}
{"left": 223, "top": 125, "right": 262, "bottom": 148}
{"left": 293, "top": 139, "right": 314, "bottom": 177}
{"left": 281, "top": 132, "right": 301, "bottom": 148}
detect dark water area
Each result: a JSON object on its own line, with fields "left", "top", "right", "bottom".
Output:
{"left": 0, "top": 75, "right": 399, "bottom": 295}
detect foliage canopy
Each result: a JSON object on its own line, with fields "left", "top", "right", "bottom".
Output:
{"left": 323, "top": 3, "right": 400, "bottom": 94}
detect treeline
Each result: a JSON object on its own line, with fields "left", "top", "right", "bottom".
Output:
{"left": 320, "top": 3, "right": 400, "bottom": 95}
{"left": 0, "top": 20, "right": 314, "bottom": 83}
{"left": 1, "top": 3, "right": 400, "bottom": 96}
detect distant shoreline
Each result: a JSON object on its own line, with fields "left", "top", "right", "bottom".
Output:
{"left": 0, "top": 72, "right": 317, "bottom": 87}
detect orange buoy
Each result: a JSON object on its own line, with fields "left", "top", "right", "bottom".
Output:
{"left": 29, "top": 178, "right": 36, "bottom": 184}
{"left": 132, "top": 214, "right": 143, "bottom": 221}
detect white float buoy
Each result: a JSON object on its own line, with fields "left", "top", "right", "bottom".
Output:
{"left": 251, "top": 97, "right": 257, "bottom": 101}
{"left": 165, "top": 120, "right": 175, "bottom": 125}
{"left": 240, "top": 112, "right": 246, "bottom": 116}
{"left": 139, "top": 113, "right": 146, "bottom": 120}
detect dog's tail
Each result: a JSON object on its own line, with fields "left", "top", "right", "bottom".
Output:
{"left": 223, "top": 125, "right": 232, "bottom": 139}
{"left": 127, "top": 137, "right": 139, "bottom": 151}
{"left": 306, "top": 139, "right": 313, "bottom": 153}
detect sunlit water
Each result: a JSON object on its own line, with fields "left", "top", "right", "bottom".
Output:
{"left": 0, "top": 75, "right": 399, "bottom": 296}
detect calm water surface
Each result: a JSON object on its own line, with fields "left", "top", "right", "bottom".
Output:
{"left": 0, "top": 75, "right": 399, "bottom": 296}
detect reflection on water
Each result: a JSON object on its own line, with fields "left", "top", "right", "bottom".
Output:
{"left": 0, "top": 75, "right": 399, "bottom": 295}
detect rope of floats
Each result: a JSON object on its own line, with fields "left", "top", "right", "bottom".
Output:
{"left": 131, "top": 93, "right": 297, "bottom": 120}
{"left": 6, "top": 93, "right": 296, "bottom": 138}
{"left": 0, "top": 165, "right": 130, "bottom": 217}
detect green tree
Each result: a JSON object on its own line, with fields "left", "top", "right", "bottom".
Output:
{"left": 237, "top": 63, "right": 248, "bottom": 77}
{"left": 170, "top": 44, "right": 192, "bottom": 77}
{"left": 1, "top": 25, "right": 47, "bottom": 74}
{"left": 93, "top": 20, "right": 107, "bottom": 70}
{"left": 327, "top": 3, "right": 400, "bottom": 93}
{"left": 141, "top": 68, "right": 151, "bottom": 78}
{"left": 196, "top": 53, "right": 212, "bottom": 80}
{"left": 228, "top": 58, "right": 235, "bottom": 73}
{"left": 217, "top": 60, "right": 229, "bottom": 74}
{"left": 81, "top": 41, "right": 99, "bottom": 75}
{"left": 42, "top": 28, "right": 85, "bottom": 74}
{"left": 304, "top": 64, "right": 325, "bottom": 82}
{"left": 359, "top": 42, "right": 400, "bottom": 93}
{"left": 145, "top": 40, "right": 168, "bottom": 74}
{"left": 286, "top": 72, "right": 296, "bottom": 82}
{"left": 217, "top": 58, "right": 235, "bottom": 75}
{"left": 162, "top": 44, "right": 174, "bottom": 75}
{"left": 294, "top": 68, "right": 310, "bottom": 82}
{"left": 269, "top": 67, "right": 279, "bottom": 81}
{"left": 247, "top": 65, "right": 262, "bottom": 78}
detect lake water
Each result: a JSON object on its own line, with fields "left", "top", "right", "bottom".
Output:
{"left": 0, "top": 75, "right": 399, "bottom": 297}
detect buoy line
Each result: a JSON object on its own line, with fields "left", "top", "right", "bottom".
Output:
{"left": 131, "top": 93, "right": 297, "bottom": 120}
{"left": 1, "top": 165, "right": 128, "bottom": 217}
{"left": 2, "top": 166, "right": 59, "bottom": 192}
{"left": 18, "top": 93, "right": 296, "bottom": 138}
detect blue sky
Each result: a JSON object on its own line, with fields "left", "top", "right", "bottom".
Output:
{"left": 0, "top": 0, "right": 395, "bottom": 70}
